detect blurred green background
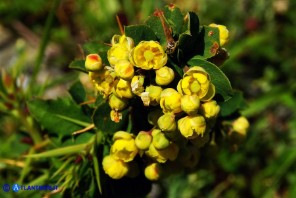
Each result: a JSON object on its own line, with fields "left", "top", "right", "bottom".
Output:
{"left": 1, "top": 0, "right": 296, "bottom": 197}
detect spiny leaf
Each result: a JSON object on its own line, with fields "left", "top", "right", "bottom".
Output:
{"left": 27, "top": 98, "right": 92, "bottom": 138}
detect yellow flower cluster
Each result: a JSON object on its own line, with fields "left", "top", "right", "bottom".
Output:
{"left": 84, "top": 26, "right": 248, "bottom": 181}
{"left": 85, "top": 35, "right": 172, "bottom": 122}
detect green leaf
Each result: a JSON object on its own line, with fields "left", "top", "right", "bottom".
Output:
{"left": 26, "top": 143, "right": 87, "bottom": 158}
{"left": 69, "top": 60, "right": 87, "bottom": 73}
{"left": 194, "top": 26, "right": 220, "bottom": 59}
{"left": 69, "top": 81, "right": 86, "bottom": 104}
{"left": 92, "top": 102, "right": 128, "bottom": 134}
{"left": 125, "top": 25, "right": 157, "bottom": 45}
{"left": 187, "top": 57, "right": 232, "bottom": 100}
{"left": 27, "top": 98, "right": 92, "bottom": 138}
{"left": 177, "top": 12, "right": 199, "bottom": 60}
{"left": 163, "top": 5, "right": 184, "bottom": 36}
{"left": 145, "top": 15, "right": 167, "bottom": 47}
{"left": 219, "top": 91, "right": 248, "bottom": 117}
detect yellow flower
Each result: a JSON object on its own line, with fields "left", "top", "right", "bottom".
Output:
{"left": 135, "top": 131, "right": 152, "bottom": 150}
{"left": 232, "top": 116, "right": 249, "bottom": 136}
{"left": 177, "top": 66, "right": 214, "bottom": 101}
{"left": 144, "top": 163, "right": 161, "bottom": 181}
{"left": 108, "top": 35, "right": 134, "bottom": 66}
{"left": 145, "top": 142, "right": 179, "bottom": 163}
{"left": 181, "top": 95, "right": 200, "bottom": 115}
{"left": 102, "top": 155, "right": 129, "bottom": 179}
{"left": 130, "top": 41, "right": 168, "bottom": 70}
{"left": 209, "top": 23, "right": 229, "bottom": 46}
{"left": 178, "top": 115, "right": 206, "bottom": 139}
{"left": 152, "top": 131, "right": 170, "bottom": 150}
{"left": 108, "top": 94, "right": 128, "bottom": 111}
{"left": 160, "top": 88, "right": 182, "bottom": 114}
{"left": 85, "top": 54, "right": 103, "bottom": 71}
{"left": 114, "top": 59, "right": 134, "bottom": 80}
{"left": 142, "top": 85, "right": 163, "bottom": 106}
{"left": 199, "top": 100, "right": 220, "bottom": 119}
{"left": 157, "top": 113, "right": 177, "bottom": 132}
{"left": 111, "top": 131, "right": 138, "bottom": 162}
{"left": 155, "top": 66, "right": 175, "bottom": 86}
{"left": 113, "top": 79, "right": 133, "bottom": 99}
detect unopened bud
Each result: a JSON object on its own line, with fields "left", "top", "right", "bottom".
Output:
{"left": 144, "top": 163, "right": 161, "bottom": 181}
{"left": 114, "top": 59, "right": 134, "bottom": 80}
{"left": 114, "top": 79, "right": 133, "bottom": 98}
{"left": 135, "top": 131, "right": 152, "bottom": 150}
{"left": 108, "top": 94, "right": 128, "bottom": 111}
{"left": 152, "top": 132, "right": 170, "bottom": 150}
{"left": 85, "top": 54, "right": 103, "bottom": 71}
{"left": 181, "top": 95, "right": 200, "bottom": 115}
{"left": 160, "top": 88, "right": 182, "bottom": 114}
{"left": 155, "top": 66, "right": 175, "bottom": 86}
{"left": 178, "top": 115, "right": 206, "bottom": 139}
{"left": 232, "top": 116, "right": 249, "bottom": 136}
{"left": 157, "top": 113, "right": 177, "bottom": 132}
{"left": 102, "top": 155, "right": 129, "bottom": 179}
{"left": 199, "top": 100, "right": 220, "bottom": 119}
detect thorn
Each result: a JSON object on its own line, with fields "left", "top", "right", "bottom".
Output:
{"left": 116, "top": 15, "right": 124, "bottom": 35}
{"left": 79, "top": 99, "right": 96, "bottom": 106}
{"left": 72, "top": 124, "right": 95, "bottom": 135}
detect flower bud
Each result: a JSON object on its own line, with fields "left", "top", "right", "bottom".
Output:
{"left": 199, "top": 100, "right": 220, "bottom": 119}
{"left": 209, "top": 23, "right": 229, "bottom": 46}
{"left": 178, "top": 115, "right": 206, "bottom": 139}
{"left": 155, "top": 66, "right": 175, "bottom": 86}
{"left": 130, "top": 41, "right": 167, "bottom": 70}
{"left": 145, "top": 142, "right": 179, "bottom": 163}
{"left": 181, "top": 95, "right": 200, "bottom": 115}
{"left": 108, "top": 94, "right": 128, "bottom": 111}
{"left": 111, "top": 132, "right": 138, "bottom": 162}
{"left": 160, "top": 88, "right": 182, "bottom": 114}
{"left": 102, "top": 155, "right": 129, "bottom": 179}
{"left": 131, "top": 75, "right": 145, "bottom": 96}
{"left": 85, "top": 54, "right": 103, "bottom": 71}
{"left": 157, "top": 142, "right": 179, "bottom": 161}
{"left": 232, "top": 116, "right": 249, "bottom": 136}
{"left": 113, "top": 131, "right": 134, "bottom": 141}
{"left": 144, "top": 163, "right": 161, "bottom": 181}
{"left": 152, "top": 132, "right": 170, "bottom": 150}
{"left": 135, "top": 131, "right": 152, "bottom": 150}
{"left": 151, "top": 128, "right": 162, "bottom": 137}
{"left": 142, "top": 85, "right": 163, "bottom": 106}
{"left": 114, "top": 79, "right": 133, "bottom": 99}
{"left": 147, "top": 108, "right": 163, "bottom": 126}
{"left": 114, "top": 59, "right": 134, "bottom": 80}
{"left": 177, "top": 66, "right": 212, "bottom": 100}
{"left": 157, "top": 113, "right": 177, "bottom": 132}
